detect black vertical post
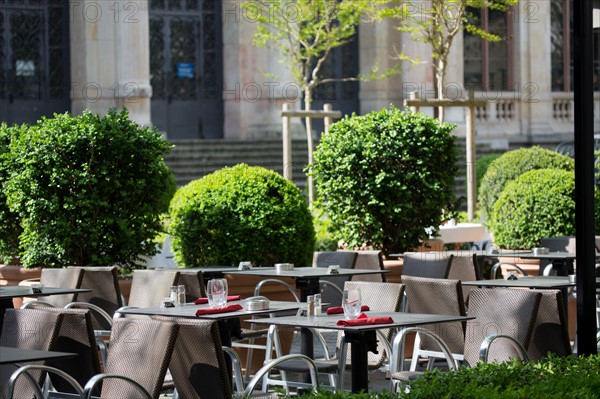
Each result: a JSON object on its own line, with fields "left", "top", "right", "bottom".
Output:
{"left": 573, "top": 0, "right": 598, "bottom": 356}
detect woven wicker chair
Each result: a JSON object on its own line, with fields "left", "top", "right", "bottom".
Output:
{"left": 20, "top": 268, "right": 84, "bottom": 308}
{"left": 124, "top": 269, "right": 180, "bottom": 308}
{"left": 32, "top": 307, "right": 103, "bottom": 395}
{"left": 343, "top": 250, "right": 386, "bottom": 282}
{"left": 527, "top": 289, "right": 572, "bottom": 360}
{"left": 0, "top": 308, "right": 65, "bottom": 399}
{"left": 67, "top": 266, "right": 123, "bottom": 330}
{"left": 162, "top": 318, "right": 319, "bottom": 399}
{"left": 401, "top": 276, "right": 467, "bottom": 371}
{"left": 263, "top": 281, "right": 405, "bottom": 392}
{"left": 314, "top": 251, "right": 358, "bottom": 306}
{"left": 447, "top": 253, "right": 481, "bottom": 302}
{"left": 389, "top": 288, "right": 542, "bottom": 391}
{"left": 176, "top": 270, "right": 206, "bottom": 302}
{"left": 6, "top": 317, "right": 180, "bottom": 399}
{"left": 401, "top": 252, "right": 453, "bottom": 280}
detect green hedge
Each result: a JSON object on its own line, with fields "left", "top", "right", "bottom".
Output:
{"left": 478, "top": 146, "right": 574, "bottom": 222}
{"left": 290, "top": 355, "right": 600, "bottom": 399}
{"left": 310, "top": 107, "right": 460, "bottom": 255}
{"left": 169, "top": 164, "right": 315, "bottom": 267}
{"left": 3, "top": 109, "right": 175, "bottom": 268}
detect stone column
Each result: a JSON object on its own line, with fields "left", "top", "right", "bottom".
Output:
{"left": 516, "top": 0, "right": 553, "bottom": 136}
{"left": 69, "top": 0, "right": 151, "bottom": 126}
{"left": 358, "top": 19, "right": 406, "bottom": 114}
{"left": 222, "top": 0, "right": 302, "bottom": 139}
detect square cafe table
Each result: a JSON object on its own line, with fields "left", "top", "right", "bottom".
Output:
{"left": 225, "top": 267, "right": 390, "bottom": 360}
{"left": 0, "top": 346, "right": 77, "bottom": 365}
{"left": 249, "top": 311, "right": 473, "bottom": 393}
{"left": 462, "top": 276, "right": 577, "bottom": 319}
{"left": 116, "top": 299, "right": 303, "bottom": 383}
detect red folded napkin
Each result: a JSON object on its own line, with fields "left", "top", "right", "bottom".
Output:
{"left": 194, "top": 295, "right": 242, "bottom": 305}
{"left": 326, "top": 305, "right": 370, "bottom": 315}
{"left": 195, "top": 304, "right": 243, "bottom": 316}
{"left": 336, "top": 313, "right": 394, "bottom": 326}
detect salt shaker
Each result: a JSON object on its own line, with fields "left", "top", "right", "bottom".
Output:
{"left": 306, "top": 295, "right": 315, "bottom": 316}
{"left": 313, "top": 293, "right": 322, "bottom": 316}
{"left": 169, "top": 285, "right": 178, "bottom": 303}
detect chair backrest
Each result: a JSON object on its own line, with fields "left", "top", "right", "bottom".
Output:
{"left": 69, "top": 266, "right": 123, "bottom": 329}
{"left": 176, "top": 270, "right": 206, "bottom": 302}
{"left": 314, "top": 251, "right": 358, "bottom": 306}
{"left": 402, "top": 252, "right": 453, "bottom": 280}
{"left": 463, "top": 288, "right": 542, "bottom": 366}
{"left": 101, "top": 317, "right": 179, "bottom": 399}
{"left": 342, "top": 281, "right": 405, "bottom": 368}
{"left": 39, "top": 268, "right": 84, "bottom": 307}
{"left": 0, "top": 308, "right": 64, "bottom": 399}
{"left": 402, "top": 276, "right": 467, "bottom": 354}
{"left": 447, "top": 254, "right": 480, "bottom": 301}
{"left": 527, "top": 289, "right": 572, "bottom": 360}
{"left": 35, "top": 307, "right": 103, "bottom": 393}
{"left": 341, "top": 250, "right": 386, "bottom": 282}
{"left": 164, "top": 318, "right": 232, "bottom": 399}
{"left": 539, "top": 236, "right": 576, "bottom": 275}
{"left": 127, "top": 269, "right": 180, "bottom": 307}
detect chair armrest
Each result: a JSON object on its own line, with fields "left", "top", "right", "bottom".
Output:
{"left": 83, "top": 373, "right": 152, "bottom": 399}
{"left": 490, "top": 262, "right": 529, "bottom": 279}
{"left": 307, "top": 327, "right": 334, "bottom": 360}
{"left": 319, "top": 280, "right": 343, "bottom": 298}
{"left": 244, "top": 354, "right": 320, "bottom": 396}
{"left": 254, "top": 279, "right": 300, "bottom": 302}
{"left": 113, "top": 305, "right": 139, "bottom": 318}
{"left": 7, "top": 364, "right": 84, "bottom": 399}
{"left": 222, "top": 346, "right": 245, "bottom": 392}
{"left": 479, "top": 333, "right": 529, "bottom": 363}
{"left": 64, "top": 302, "right": 114, "bottom": 328}
{"left": 390, "top": 327, "right": 458, "bottom": 373}
{"left": 20, "top": 300, "right": 55, "bottom": 309}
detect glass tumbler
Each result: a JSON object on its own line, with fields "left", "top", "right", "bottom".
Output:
{"left": 342, "top": 287, "right": 362, "bottom": 319}
{"left": 207, "top": 278, "right": 228, "bottom": 308}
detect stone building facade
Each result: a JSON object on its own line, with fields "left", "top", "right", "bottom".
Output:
{"left": 1, "top": 0, "right": 596, "bottom": 149}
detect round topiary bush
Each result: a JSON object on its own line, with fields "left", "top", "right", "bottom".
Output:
{"left": 168, "top": 164, "right": 315, "bottom": 267}
{"left": 4, "top": 109, "right": 175, "bottom": 268}
{"left": 310, "top": 106, "right": 460, "bottom": 256}
{"left": 478, "top": 146, "right": 574, "bottom": 222}
{"left": 475, "top": 153, "right": 502, "bottom": 193}
{"left": 489, "top": 168, "right": 577, "bottom": 249}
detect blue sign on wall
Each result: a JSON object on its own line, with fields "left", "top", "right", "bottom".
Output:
{"left": 176, "top": 63, "right": 194, "bottom": 78}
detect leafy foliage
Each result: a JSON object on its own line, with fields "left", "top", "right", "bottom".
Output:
{"left": 292, "top": 355, "right": 600, "bottom": 399}
{"left": 478, "top": 146, "right": 574, "bottom": 222}
{"left": 489, "top": 169, "right": 577, "bottom": 249}
{"left": 310, "top": 106, "right": 459, "bottom": 256}
{"left": 0, "top": 123, "right": 27, "bottom": 264}
{"left": 4, "top": 109, "right": 175, "bottom": 268}
{"left": 168, "top": 164, "right": 315, "bottom": 267}
{"left": 475, "top": 153, "right": 502, "bottom": 193}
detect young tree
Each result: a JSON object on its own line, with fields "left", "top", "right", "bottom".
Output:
{"left": 243, "top": 0, "right": 385, "bottom": 203}
{"left": 374, "top": 0, "right": 517, "bottom": 121}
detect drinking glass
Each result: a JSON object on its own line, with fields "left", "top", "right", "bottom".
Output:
{"left": 207, "top": 278, "right": 228, "bottom": 308}
{"left": 342, "top": 287, "right": 362, "bottom": 319}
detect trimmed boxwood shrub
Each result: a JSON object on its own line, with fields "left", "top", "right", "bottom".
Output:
{"left": 310, "top": 106, "right": 460, "bottom": 256}
{"left": 168, "top": 164, "right": 315, "bottom": 267}
{"left": 489, "top": 168, "right": 580, "bottom": 249}
{"left": 292, "top": 355, "right": 600, "bottom": 399}
{"left": 478, "top": 146, "right": 574, "bottom": 222}
{"left": 4, "top": 109, "right": 175, "bottom": 268}
{"left": 475, "top": 153, "right": 502, "bottom": 193}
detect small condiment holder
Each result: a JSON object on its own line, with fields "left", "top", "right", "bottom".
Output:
{"left": 275, "top": 263, "right": 294, "bottom": 272}
{"left": 238, "top": 261, "right": 253, "bottom": 270}
{"left": 532, "top": 247, "right": 550, "bottom": 255}
{"left": 31, "top": 283, "right": 44, "bottom": 294}
{"left": 327, "top": 265, "right": 340, "bottom": 274}
{"left": 245, "top": 296, "right": 270, "bottom": 311}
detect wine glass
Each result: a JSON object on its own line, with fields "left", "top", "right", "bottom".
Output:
{"left": 207, "top": 278, "right": 228, "bottom": 308}
{"left": 342, "top": 287, "right": 362, "bottom": 319}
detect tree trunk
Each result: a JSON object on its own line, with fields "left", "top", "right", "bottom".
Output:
{"left": 436, "top": 58, "right": 446, "bottom": 122}
{"left": 304, "top": 88, "right": 314, "bottom": 204}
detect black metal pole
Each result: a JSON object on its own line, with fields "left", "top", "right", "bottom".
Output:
{"left": 573, "top": 0, "right": 598, "bottom": 356}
